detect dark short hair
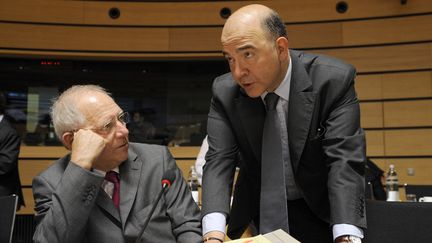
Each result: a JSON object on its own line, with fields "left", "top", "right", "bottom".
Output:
{"left": 0, "top": 92, "right": 6, "bottom": 114}
{"left": 262, "top": 10, "right": 287, "bottom": 41}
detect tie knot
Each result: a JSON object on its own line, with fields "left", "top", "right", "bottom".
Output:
{"left": 265, "top": 93, "right": 279, "bottom": 111}
{"left": 105, "top": 171, "right": 119, "bottom": 183}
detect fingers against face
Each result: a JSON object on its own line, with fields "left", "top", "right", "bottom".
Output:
{"left": 70, "top": 128, "right": 106, "bottom": 170}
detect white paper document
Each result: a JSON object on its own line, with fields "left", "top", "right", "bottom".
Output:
{"left": 226, "top": 229, "right": 301, "bottom": 243}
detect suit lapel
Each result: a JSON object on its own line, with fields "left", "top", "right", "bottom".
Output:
{"left": 96, "top": 189, "right": 121, "bottom": 224}
{"left": 288, "top": 52, "right": 316, "bottom": 172}
{"left": 119, "top": 148, "right": 141, "bottom": 229}
{"left": 235, "top": 94, "right": 266, "bottom": 162}
{"left": 234, "top": 52, "right": 316, "bottom": 171}
{"left": 95, "top": 149, "right": 141, "bottom": 229}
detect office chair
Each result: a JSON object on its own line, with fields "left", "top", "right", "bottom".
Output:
{"left": 363, "top": 199, "right": 432, "bottom": 243}
{"left": 0, "top": 195, "right": 18, "bottom": 243}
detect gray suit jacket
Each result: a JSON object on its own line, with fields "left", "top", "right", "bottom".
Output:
{"left": 33, "top": 143, "right": 202, "bottom": 243}
{"left": 202, "top": 50, "right": 367, "bottom": 238}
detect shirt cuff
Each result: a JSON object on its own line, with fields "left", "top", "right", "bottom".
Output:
{"left": 202, "top": 212, "right": 226, "bottom": 236}
{"left": 332, "top": 224, "right": 364, "bottom": 240}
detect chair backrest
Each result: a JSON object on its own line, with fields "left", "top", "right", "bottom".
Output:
{"left": 0, "top": 195, "right": 18, "bottom": 243}
{"left": 405, "top": 184, "right": 432, "bottom": 199}
{"left": 364, "top": 199, "right": 432, "bottom": 243}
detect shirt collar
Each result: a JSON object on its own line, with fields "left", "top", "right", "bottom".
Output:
{"left": 261, "top": 58, "right": 292, "bottom": 102}
{"left": 94, "top": 167, "right": 120, "bottom": 177}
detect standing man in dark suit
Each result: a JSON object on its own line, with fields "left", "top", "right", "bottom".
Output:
{"left": 201, "top": 4, "right": 366, "bottom": 243}
{"left": 0, "top": 92, "right": 25, "bottom": 209}
{"left": 32, "top": 85, "right": 202, "bottom": 243}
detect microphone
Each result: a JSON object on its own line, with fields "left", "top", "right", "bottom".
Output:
{"left": 161, "top": 169, "right": 175, "bottom": 188}
{"left": 135, "top": 169, "right": 175, "bottom": 243}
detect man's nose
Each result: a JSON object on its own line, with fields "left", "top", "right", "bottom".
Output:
{"left": 232, "top": 61, "right": 248, "bottom": 79}
{"left": 116, "top": 120, "right": 129, "bottom": 136}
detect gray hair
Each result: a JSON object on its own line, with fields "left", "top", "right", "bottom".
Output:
{"left": 262, "top": 9, "right": 287, "bottom": 41}
{"left": 51, "top": 84, "right": 110, "bottom": 140}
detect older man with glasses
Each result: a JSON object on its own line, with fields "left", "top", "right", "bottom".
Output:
{"left": 32, "top": 85, "right": 202, "bottom": 243}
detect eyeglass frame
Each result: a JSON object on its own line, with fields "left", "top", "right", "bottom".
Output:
{"left": 68, "top": 111, "right": 130, "bottom": 135}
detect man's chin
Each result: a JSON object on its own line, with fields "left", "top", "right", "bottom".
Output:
{"left": 245, "top": 89, "right": 264, "bottom": 98}
{"left": 118, "top": 154, "right": 128, "bottom": 164}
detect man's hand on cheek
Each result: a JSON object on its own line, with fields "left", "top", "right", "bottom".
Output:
{"left": 71, "top": 129, "right": 106, "bottom": 170}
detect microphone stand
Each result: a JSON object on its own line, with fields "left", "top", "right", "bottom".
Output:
{"left": 134, "top": 183, "right": 169, "bottom": 243}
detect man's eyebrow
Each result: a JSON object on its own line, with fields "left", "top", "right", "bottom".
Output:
{"left": 236, "top": 44, "right": 255, "bottom": 52}
{"left": 222, "top": 44, "right": 256, "bottom": 57}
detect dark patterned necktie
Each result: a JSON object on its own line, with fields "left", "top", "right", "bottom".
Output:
{"left": 105, "top": 171, "right": 120, "bottom": 210}
{"left": 260, "top": 92, "right": 289, "bottom": 234}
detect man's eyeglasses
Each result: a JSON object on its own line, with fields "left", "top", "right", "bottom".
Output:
{"left": 69, "top": 111, "right": 130, "bottom": 135}
{"left": 95, "top": 111, "right": 130, "bottom": 135}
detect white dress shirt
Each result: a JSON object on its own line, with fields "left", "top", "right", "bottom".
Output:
{"left": 94, "top": 167, "right": 120, "bottom": 199}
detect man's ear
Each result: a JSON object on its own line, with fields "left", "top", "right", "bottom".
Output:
{"left": 276, "top": 37, "right": 289, "bottom": 61}
{"left": 62, "top": 132, "right": 73, "bottom": 150}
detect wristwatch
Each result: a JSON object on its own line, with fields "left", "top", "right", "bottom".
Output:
{"left": 338, "top": 235, "right": 362, "bottom": 243}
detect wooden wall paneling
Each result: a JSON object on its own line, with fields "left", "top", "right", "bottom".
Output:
{"left": 2, "top": 37, "right": 430, "bottom": 64}
{"left": 287, "top": 22, "right": 343, "bottom": 49}
{"left": 360, "top": 102, "right": 383, "bottom": 128}
{"left": 384, "top": 100, "right": 432, "bottom": 127}
{"left": 2, "top": 14, "right": 431, "bottom": 56}
{"left": 0, "top": 22, "right": 344, "bottom": 54}
{"left": 328, "top": 0, "right": 432, "bottom": 21}
{"left": 19, "top": 145, "right": 199, "bottom": 159}
{"left": 356, "top": 70, "right": 432, "bottom": 99}
{"left": 19, "top": 160, "right": 54, "bottom": 186}
{"left": 355, "top": 74, "right": 382, "bottom": 100}
{"left": 2, "top": 16, "right": 432, "bottom": 59}
{"left": 0, "top": 0, "right": 85, "bottom": 24}
{"left": 0, "top": 23, "right": 170, "bottom": 52}
{"left": 168, "top": 146, "right": 200, "bottom": 158}
{"left": 316, "top": 43, "right": 432, "bottom": 73}
{"left": 382, "top": 71, "right": 432, "bottom": 99}
{"left": 342, "top": 15, "right": 432, "bottom": 46}
{"left": 391, "top": 158, "right": 432, "bottom": 185}
{"left": 171, "top": 22, "right": 343, "bottom": 51}
{"left": 365, "top": 130, "right": 385, "bottom": 156}
{"left": 385, "top": 129, "right": 432, "bottom": 156}
{"left": 271, "top": 0, "right": 432, "bottom": 23}
{"left": 20, "top": 146, "right": 68, "bottom": 159}
{"left": 169, "top": 27, "right": 222, "bottom": 52}
{"left": 370, "top": 157, "right": 432, "bottom": 202}
{"left": 373, "top": 158, "right": 432, "bottom": 185}
{"left": 82, "top": 1, "right": 239, "bottom": 26}
{"left": 3, "top": 0, "right": 432, "bottom": 26}
{"left": 0, "top": 22, "right": 345, "bottom": 54}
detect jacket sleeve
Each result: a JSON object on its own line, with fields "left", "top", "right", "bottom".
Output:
{"left": 32, "top": 162, "right": 104, "bottom": 243}
{"left": 201, "top": 81, "right": 239, "bottom": 220}
{"left": 322, "top": 66, "right": 367, "bottom": 228}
